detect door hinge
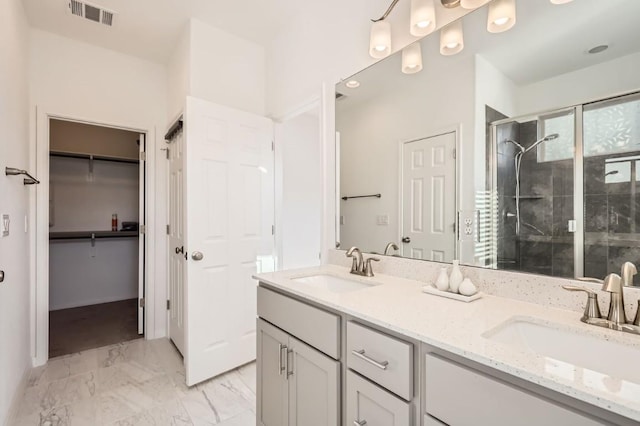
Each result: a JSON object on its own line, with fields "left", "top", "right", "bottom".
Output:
{"left": 271, "top": 141, "right": 274, "bottom": 151}
{"left": 140, "top": 225, "right": 146, "bottom": 234}
{"left": 166, "top": 224, "right": 170, "bottom": 235}
{"left": 165, "top": 148, "right": 170, "bottom": 160}
{"left": 140, "top": 151, "right": 146, "bottom": 161}
{"left": 139, "top": 298, "right": 145, "bottom": 308}
{"left": 453, "top": 148, "right": 457, "bottom": 159}
{"left": 272, "top": 225, "right": 275, "bottom": 235}
{"left": 166, "top": 300, "right": 170, "bottom": 310}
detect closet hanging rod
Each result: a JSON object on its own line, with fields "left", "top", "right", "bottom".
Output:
{"left": 5, "top": 167, "right": 40, "bottom": 185}
{"left": 49, "top": 231, "right": 139, "bottom": 241}
{"left": 341, "top": 193, "right": 382, "bottom": 201}
{"left": 49, "top": 151, "right": 138, "bottom": 164}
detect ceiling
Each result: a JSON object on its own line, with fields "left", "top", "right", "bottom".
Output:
{"left": 337, "top": 0, "right": 640, "bottom": 106}
{"left": 22, "top": 0, "right": 306, "bottom": 63}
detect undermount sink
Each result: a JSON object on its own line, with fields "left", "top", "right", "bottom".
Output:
{"left": 484, "top": 318, "right": 640, "bottom": 386}
{"left": 292, "top": 274, "right": 380, "bottom": 293}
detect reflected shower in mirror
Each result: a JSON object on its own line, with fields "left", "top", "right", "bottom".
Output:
{"left": 335, "top": 0, "right": 640, "bottom": 280}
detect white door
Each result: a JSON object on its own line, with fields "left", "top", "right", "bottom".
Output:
{"left": 185, "top": 97, "right": 275, "bottom": 386}
{"left": 401, "top": 132, "right": 456, "bottom": 262}
{"left": 168, "top": 125, "right": 186, "bottom": 354}
{"left": 138, "top": 133, "right": 146, "bottom": 335}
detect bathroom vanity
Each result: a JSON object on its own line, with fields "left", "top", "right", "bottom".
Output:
{"left": 255, "top": 265, "right": 640, "bottom": 426}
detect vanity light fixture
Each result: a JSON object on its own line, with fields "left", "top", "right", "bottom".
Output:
{"left": 345, "top": 80, "right": 361, "bottom": 88}
{"left": 487, "top": 0, "right": 516, "bottom": 33}
{"left": 460, "top": 0, "right": 490, "bottom": 9}
{"left": 402, "top": 42, "right": 423, "bottom": 74}
{"left": 369, "top": 20, "right": 392, "bottom": 58}
{"left": 440, "top": 20, "right": 464, "bottom": 55}
{"left": 410, "top": 0, "right": 437, "bottom": 36}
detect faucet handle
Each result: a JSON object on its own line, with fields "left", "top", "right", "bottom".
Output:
{"left": 363, "top": 257, "right": 380, "bottom": 277}
{"left": 563, "top": 285, "right": 602, "bottom": 322}
{"left": 602, "top": 273, "right": 623, "bottom": 294}
{"left": 621, "top": 262, "right": 638, "bottom": 287}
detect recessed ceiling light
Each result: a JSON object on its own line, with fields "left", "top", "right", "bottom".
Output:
{"left": 588, "top": 45, "right": 609, "bottom": 54}
{"left": 345, "top": 80, "right": 360, "bottom": 89}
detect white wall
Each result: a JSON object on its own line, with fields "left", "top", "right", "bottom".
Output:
{"left": 29, "top": 29, "right": 168, "bottom": 340}
{"left": 0, "top": 0, "right": 31, "bottom": 423}
{"left": 190, "top": 19, "right": 266, "bottom": 116}
{"left": 278, "top": 110, "right": 322, "bottom": 269}
{"left": 48, "top": 157, "right": 139, "bottom": 310}
{"left": 167, "top": 23, "right": 191, "bottom": 121}
{"left": 516, "top": 52, "right": 640, "bottom": 116}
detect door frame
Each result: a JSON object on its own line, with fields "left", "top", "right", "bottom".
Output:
{"left": 397, "top": 126, "right": 461, "bottom": 261}
{"left": 32, "top": 107, "right": 154, "bottom": 366}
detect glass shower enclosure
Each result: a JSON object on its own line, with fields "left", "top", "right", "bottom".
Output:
{"left": 491, "top": 92, "right": 640, "bottom": 279}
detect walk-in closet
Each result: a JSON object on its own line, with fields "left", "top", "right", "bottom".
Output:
{"left": 48, "top": 119, "right": 145, "bottom": 357}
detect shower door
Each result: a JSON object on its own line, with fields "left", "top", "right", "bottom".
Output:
{"left": 582, "top": 92, "right": 640, "bottom": 279}
{"left": 491, "top": 91, "right": 640, "bottom": 280}
{"left": 493, "top": 108, "right": 577, "bottom": 278}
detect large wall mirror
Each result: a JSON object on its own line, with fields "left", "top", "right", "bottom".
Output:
{"left": 335, "top": 0, "right": 640, "bottom": 280}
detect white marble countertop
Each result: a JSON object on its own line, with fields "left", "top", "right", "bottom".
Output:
{"left": 254, "top": 264, "right": 640, "bottom": 422}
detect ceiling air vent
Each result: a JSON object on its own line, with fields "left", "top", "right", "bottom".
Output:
{"left": 67, "top": 0, "right": 116, "bottom": 27}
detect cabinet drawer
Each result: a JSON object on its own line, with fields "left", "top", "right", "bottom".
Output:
{"left": 346, "top": 321, "right": 413, "bottom": 400}
{"left": 424, "top": 354, "right": 605, "bottom": 426}
{"left": 346, "top": 370, "right": 412, "bottom": 426}
{"left": 257, "top": 286, "right": 340, "bottom": 359}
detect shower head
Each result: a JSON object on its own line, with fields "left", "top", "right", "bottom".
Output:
{"left": 523, "top": 133, "right": 560, "bottom": 153}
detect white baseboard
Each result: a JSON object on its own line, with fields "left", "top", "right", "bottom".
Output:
{"left": 4, "top": 366, "right": 30, "bottom": 426}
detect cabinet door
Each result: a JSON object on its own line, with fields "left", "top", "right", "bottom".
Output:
{"left": 288, "top": 336, "right": 340, "bottom": 426}
{"left": 346, "top": 370, "right": 411, "bottom": 426}
{"left": 257, "top": 319, "right": 289, "bottom": 426}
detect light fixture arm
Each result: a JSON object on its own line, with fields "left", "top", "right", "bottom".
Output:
{"left": 372, "top": 0, "right": 401, "bottom": 22}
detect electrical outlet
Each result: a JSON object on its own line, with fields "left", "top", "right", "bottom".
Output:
{"left": 457, "top": 210, "right": 477, "bottom": 241}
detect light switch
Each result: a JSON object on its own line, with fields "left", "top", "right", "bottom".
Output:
{"left": 2, "top": 214, "right": 9, "bottom": 237}
{"left": 376, "top": 215, "right": 389, "bottom": 226}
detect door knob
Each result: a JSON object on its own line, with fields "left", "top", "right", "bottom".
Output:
{"left": 0, "top": 270, "right": 4, "bottom": 283}
{"left": 175, "top": 246, "right": 184, "bottom": 254}
{"left": 191, "top": 251, "right": 204, "bottom": 261}
{"left": 401, "top": 237, "right": 411, "bottom": 243}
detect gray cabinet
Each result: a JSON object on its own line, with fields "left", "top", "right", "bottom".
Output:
{"left": 257, "top": 319, "right": 340, "bottom": 426}
{"left": 257, "top": 319, "right": 289, "bottom": 426}
{"left": 289, "top": 336, "right": 340, "bottom": 426}
{"left": 346, "top": 370, "right": 411, "bottom": 426}
{"left": 424, "top": 353, "right": 606, "bottom": 426}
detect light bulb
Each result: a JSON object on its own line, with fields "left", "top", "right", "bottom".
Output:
{"left": 410, "top": 0, "right": 436, "bottom": 37}
{"left": 402, "top": 43, "right": 423, "bottom": 74}
{"left": 440, "top": 20, "right": 464, "bottom": 56}
{"left": 487, "top": 0, "right": 516, "bottom": 33}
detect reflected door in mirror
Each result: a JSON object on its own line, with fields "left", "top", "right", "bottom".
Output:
{"left": 402, "top": 132, "right": 456, "bottom": 261}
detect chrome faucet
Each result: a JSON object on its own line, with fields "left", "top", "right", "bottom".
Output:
{"left": 564, "top": 262, "right": 640, "bottom": 335}
{"left": 346, "top": 247, "right": 380, "bottom": 277}
{"left": 384, "top": 242, "right": 399, "bottom": 256}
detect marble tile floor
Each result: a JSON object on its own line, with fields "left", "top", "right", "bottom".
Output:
{"left": 11, "top": 338, "right": 257, "bottom": 425}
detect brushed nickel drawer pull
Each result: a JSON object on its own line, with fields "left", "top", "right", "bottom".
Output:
{"left": 278, "top": 344, "right": 287, "bottom": 375}
{"left": 352, "top": 349, "right": 388, "bottom": 370}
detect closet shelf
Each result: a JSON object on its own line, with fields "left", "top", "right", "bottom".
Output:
{"left": 50, "top": 151, "right": 139, "bottom": 164}
{"left": 49, "top": 231, "right": 139, "bottom": 241}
